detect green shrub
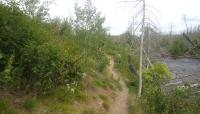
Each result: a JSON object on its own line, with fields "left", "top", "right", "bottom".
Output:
{"left": 0, "top": 99, "right": 16, "bottom": 114}
{"left": 142, "top": 63, "right": 172, "bottom": 114}
{"left": 74, "top": 90, "right": 88, "bottom": 102}
{"left": 142, "top": 64, "right": 200, "bottom": 114}
{"left": 0, "top": 4, "right": 29, "bottom": 86}
{"left": 99, "top": 95, "right": 108, "bottom": 101}
{"left": 169, "top": 38, "right": 188, "bottom": 56}
{"left": 83, "top": 109, "right": 97, "bottom": 114}
{"left": 96, "top": 54, "right": 108, "bottom": 72}
{"left": 0, "top": 99, "right": 9, "bottom": 112}
{"left": 23, "top": 98, "right": 37, "bottom": 111}
{"left": 97, "top": 59, "right": 107, "bottom": 72}
{"left": 99, "top": 95, "right": 109, "bottom": 111}
{"left": 20, "top": 42, "right": 82, "bottom": 94}
{"left": 55, "top": 83, "right": 87, "bottom": 103}
{"left": 0, "top": 3, "right": 50, "bottom": 89}
{"left": 0, "top": 55, "right": 14, "bottom": 86}
{"left": 56, "top": 86, "right": 74, "bottom": 102}
{"left": 102, "top": 102, "right": 110, "bottom": 111}
{"left": 92, "top": 76, "right": 119, "bottom": 90}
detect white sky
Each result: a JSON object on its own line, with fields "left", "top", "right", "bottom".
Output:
{"left": 49, "top": 0, "right": 200, "bottom": 35}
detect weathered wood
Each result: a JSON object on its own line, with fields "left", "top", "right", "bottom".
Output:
{"left": 193, "top": 91, "right": 200, "bottom": 95}
{"left": 170, "top": 74, "right": 196, "bottom": 80}
{"left": 138, "top": 0, "right": 146, "bottom": 97}
{"left": 170, "top": 55, "right": 200, "bottom": 59}
{"left": 182, "top": 33, "right": 194, "bottom": 46}
{"left": 128, "top": 55, "right": 138, "bottom": 76}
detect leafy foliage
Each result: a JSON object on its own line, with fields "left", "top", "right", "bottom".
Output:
{"left": 0, "top": 99, "right": 16, "bottom": 114}
{"left": 142, "top": 63, "right": 171, "bottom": 114}
{"left": 0, "top": 2, "right": 82, "bottom": 95}
{"left": 23, "top": 98, "right": 37, "bottom": 111}
{"left": 169, "top": 38, "right": 188, "bottom": 56}
{"left": 20, "top": 42, "right": 82, "bottom": 94}
{"left": 55, "top": 82, "right": 87, "bottom": 103}
{"left": 142, "top": 63, "right": 200, "bottom": 114}
{"left": 74, "top": 0, "right": 105, "bottom": 34}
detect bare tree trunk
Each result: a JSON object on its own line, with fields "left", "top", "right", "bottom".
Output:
{"left": 138, "top": 0, "right": 145, "bottom": 97}
{"left": 146, "top": 23, "right": 150, "bottom": 68}
{"left": 183, "top": 15, "right": 189, "bottom": 34}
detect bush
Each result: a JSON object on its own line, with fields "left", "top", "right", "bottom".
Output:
{"left": 83, "top": 109, "right": 97, "bottom": 114}
{"left": 96, "top": 55, "right": 108, "bottom": 72}
{"left": 55, "top": 83, "right": 87, "bottom": 102}
{"left": 0, "top": 4, "right": 29, "bottom": 86}
{"left": 142, "top": 64, "right": 200, "bottom": 114}
{"left": 56, "top": 86, "right": 75, "bottom": 102}
{"left": 0, "top": 99, "right": 16, "bottom": 114}
{"left": 0, "top": 55, "right": 14, "bottom": 86}
{"left": 0, "top": 3, "right": 50, "bottom": 89}
{"left": 23, "top": 98, "right": 37, "bottom": 111}
{"left": 19, "top": 42, "right": 82, "bottom": 94}
{"left": 169, "top": 38, "right": 188, "bottom": 56}
{"left": 99, "top": 95, "right": 108, "bottom": 101}
{"left": 102, "top": 102, "right": 109, "bottom": 111}
{"left": 167, "top": 88, "right": 193, "bottom": 114}
{"left": 0, "top": 99, "right": 9, "bottom": 112}
{"left": 142, "top": 63, "right": 171, "bottom": 114}
{"left": 0, "top": 3, "right": 45, "bottom": 64}
{"left": 99, "top": 95, "right": 109, "bottom": 111}
{"left": 0, "top": 3, "right": 81, "bottom": 95}
{"left": 143, "top": 63, "right": 171, "bottom": 87}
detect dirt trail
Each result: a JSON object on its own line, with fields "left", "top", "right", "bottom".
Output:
{"left": 108, "top": 56, "right": 129, "bottom": 114}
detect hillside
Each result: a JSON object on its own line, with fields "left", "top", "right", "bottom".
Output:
{"left": 0, "top": 1, "right": 138, "bottom": 114}
{"left": 0, "top": 0, "right": 200, "bottom": 114}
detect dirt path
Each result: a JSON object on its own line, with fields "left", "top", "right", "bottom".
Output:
{"left": 108, "top": 56, "right": 129, "bottom": 114}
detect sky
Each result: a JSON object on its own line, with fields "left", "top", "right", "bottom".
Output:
{"left": 49, "top": 0, "right": 200, "bottom": 35}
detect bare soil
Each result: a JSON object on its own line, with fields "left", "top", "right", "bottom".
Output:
{"left": 108, "top": 56, "right": 129, "bottom": 114}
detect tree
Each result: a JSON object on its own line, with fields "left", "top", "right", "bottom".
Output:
{"left": 74, "top": 0, "right": 106, "bottom": 35}
{"left": 23, "top": 0, "right": 51, "bottom": 21}
{"left": 60, "top": 18, "right": 73, "bottom": 37}
{"left": 138, "top": 0, "right": 145, "bottom": 97}
{"left": 2, "top": 0, "right": 52, "bottom": 21}
{"left": 122, "top": 0, "right": 160, "bottom": 97}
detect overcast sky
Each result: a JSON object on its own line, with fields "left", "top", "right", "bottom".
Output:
{"left": 49, "top": 0, "right": 200, "bottom": 35}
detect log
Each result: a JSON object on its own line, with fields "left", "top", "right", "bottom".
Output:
{"left": 128, "top": 54, "right": 138, "bottom": 76}
{"left": 182, "top": 33, "right": 195, "bottom": 46}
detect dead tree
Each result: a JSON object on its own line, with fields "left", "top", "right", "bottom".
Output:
{"left": 137, "top": 0, "right": 145, "bottom": 97}
{"left": 128, "top": 54, "right": 138, "bottom": 76}
{"left": 182, "top": 33, "right": 194, "bottom": 46}
{"left": 120, "top": 0, "right": 159, "bottom": 97}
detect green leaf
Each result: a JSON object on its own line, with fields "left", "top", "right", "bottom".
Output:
{"left": 0, "top": 53, "right": 3, "bottom": 59}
